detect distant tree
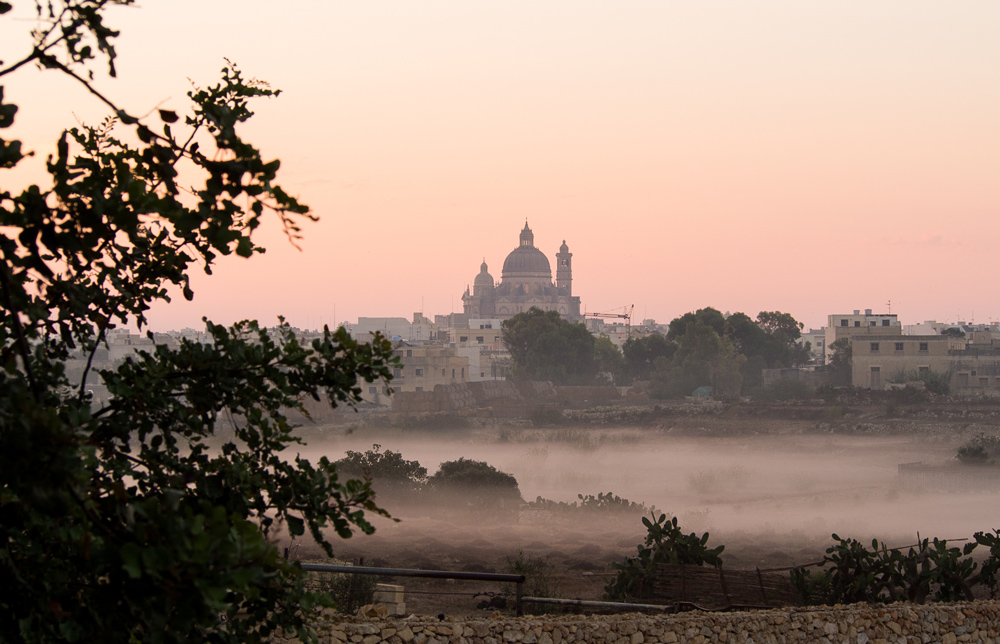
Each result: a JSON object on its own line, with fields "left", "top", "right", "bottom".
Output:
{"left": 652, "top": 320, "right": 745, "bottom": 398}
{"left": 942, "top": 327, "right": 966, "bottom": 338}
{"left": 501, "top": 308, "right": 597, "bottom": 384}
{"left": 594, "top": 335, "right": 626, "bottom": 384}
{"left": 622, "top": 333, "right": 676, "bottom": 382}
{"left": 429, "top": 458, "right": 523, "bottom": 511}
{"left": 826, "top": 338, "right": 853, "bottom": 385}
{"left": 666, "top": 307, "right": 726, "bottom": 341}
{"left": 335, "top": 444, "right": 428, "bottom": 495}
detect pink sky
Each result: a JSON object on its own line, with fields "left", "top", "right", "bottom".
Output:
{"left": 4, "top": 1, "right": 998, "bottom": 331}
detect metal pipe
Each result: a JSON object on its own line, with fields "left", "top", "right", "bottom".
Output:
{"left": 521, "top": 597, "right": 678, "bottom": 613}
{"left": 299, "top": 563, "right": 525, "bottom": 584}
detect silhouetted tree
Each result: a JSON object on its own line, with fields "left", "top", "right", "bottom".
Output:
{"left": 0, "top": 3, "right": 395, "bottom": 641}
{"left": 501, "top": 308, "right": 597, "bottom": 384}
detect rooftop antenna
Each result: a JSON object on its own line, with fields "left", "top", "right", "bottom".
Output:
{"left": 887, "top": 299, "right": 891, "bottom": 315}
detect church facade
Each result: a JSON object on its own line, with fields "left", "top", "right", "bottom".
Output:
{"left": 462, "top": 223, "right": 582, "bottom": 322}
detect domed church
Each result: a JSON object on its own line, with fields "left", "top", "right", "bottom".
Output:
{"left": 462, "top": 222, "right": 582, "bottom": 322}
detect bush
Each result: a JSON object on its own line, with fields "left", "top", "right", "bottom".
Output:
{"left": 604, "top": 513, "right": 724, "bottom": 602}
{"left": 890, "top": 369, "right": 951, "bottom": 395}
{"left": 526, "top": 492, "right": 653, "bottom": 516}
{"left": 325, "top": 572, "right": 378, "bottom": 615}
{"left": 334, "top": 444, "right": 427, "bottom": 495}
{"left": 752, "top": 379, "right": 815, "bottom": 402}
{"left": 792, "top": 533, "right": 986, "bottom": 605}
{"left": 429, "top": 458, "right": 523, "bottom": 511}
{"left": 504, "top": 551, "right": 559, "bottom": 614}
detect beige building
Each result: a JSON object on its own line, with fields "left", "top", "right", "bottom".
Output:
{"left": 824, "top": 310, "right": 901, "bottom": 364}
{"left": 349, "top": 314, "right": 436, "bottom": 343}
{"left": 447, "top": 318, "right": 511, "bottom": 381}
{"left": 851, "top": 334, "right": 1000, "bottom": 395}
{"left": 388, "top": 344, "right": 470, "bottom": 394}
{"left": 462, "top": 222, "right": 581, "bottom": 322}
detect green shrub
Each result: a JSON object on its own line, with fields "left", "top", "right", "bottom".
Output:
{"left": 604, "top": 513, "right": 724, "bottom": 602}
{"left": 326, "top": 572, "right": 378, "bottom": 615}
{"left": 890, "top": 369, "right": 951, "bottom": 395}
{"left": 505, "top": 551, "right": 559, "bottom": 614}
{"left": 752, "top": 379, "right": 815, "bottom": 402}
{"left": 793, "top": 533, "right": 984, "bottom": 606}
{"left": 429, "top": 458, "right": 523, "bottom": 511}
{"left": 334, "top": 444, "right": 427, "bottom": 495}
{"left": 526, "top": 492, "right": 653, "bottom": 516}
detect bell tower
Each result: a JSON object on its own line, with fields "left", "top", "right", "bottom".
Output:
{"left": 556, "top": 240, "right": 572, "bottom": 296}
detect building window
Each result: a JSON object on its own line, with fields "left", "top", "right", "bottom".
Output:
{"left": 481, "top": 372, "right": 485, "bottom": 378}
{"left": 882, "top": 319, "right": 890, "bottom": 326}
{"left": 854, "top": 321, "right": 861, "bottom": 327}
{"left": 972, "top": 370, "right": 977, "bottom": 376}
{"left": 415, "top": 387, "right": 423, "bottom": 392}
{"left": 382, "top": 386, "right": 387, "bottom": 394}
{"left": 415, "top": 368, "right": 423, "bottom": 376}
{"left": 406, "top": 350, "right": 412, "bottom": 358}
{"left": 895, "top": 342, "right": 904, "bottom": 351}
{"left": 870, "top": 343, "right": 880, "bottom": 352}
{"left": 442, "top": 369, "right": 446, "bottom": 376}
{"left": 452, "top": 369, "right": 455, "bottom": 378}
{"left": 460, "top": 336, "right": 468, "bottom": 342}
{"left": 461, "top": 368, "right": 465, "bottom": 378}
{"left": 476, "top": 336, "right": 484, "bottom": 343}
{"left": 393, "top": 368, "right": 401, "bottom": 378}
{"left": 870, "top": 321, "right": 877, "bottom": 326}
{"left": 840, "top": 319, "right": 849, "bottom": 327}
{"left": 369, "top": 386, "right": 376, "bottom": 394}
{"left": 919, "top": 342, "right": 928, "bottom": 352}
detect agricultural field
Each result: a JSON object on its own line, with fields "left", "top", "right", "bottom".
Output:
{"left": 286, "top": 402, "right": 1000, "bottom": 615}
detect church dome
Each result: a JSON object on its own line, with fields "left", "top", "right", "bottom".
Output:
{"left": 474, "top": 260, "right": 494, "bottom": 288}
{"left": 502, "top": 223, "right": 552, "bottom": 278}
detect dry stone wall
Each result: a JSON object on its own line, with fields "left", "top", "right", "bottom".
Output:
{"left": 273, "top": 601, "right": 1000, "bottom": 644}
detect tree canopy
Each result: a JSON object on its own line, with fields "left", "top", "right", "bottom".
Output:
{"left": 1, "top": 2, "right": 395, "bottom": 641}
{"left": 634, "top": 308, "right": 810, "bottom": 398}
{"left": 501, "top": 307, "right": 597, "bottom": 385}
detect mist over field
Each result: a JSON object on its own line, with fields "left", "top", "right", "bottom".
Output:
{"left": 296, "top": 425, "right": 989, "bottom": 550}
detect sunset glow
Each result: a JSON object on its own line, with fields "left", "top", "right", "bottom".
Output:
{"left": 3, "top": 1, "right": 998, "bottom": 331}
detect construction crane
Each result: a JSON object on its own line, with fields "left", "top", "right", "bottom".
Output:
{"left": 584, "top": 304, "right": 635, "bottom": 338}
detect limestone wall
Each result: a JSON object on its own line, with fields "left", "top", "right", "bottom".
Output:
{"left": 275, "top": 601, "right": 1000, "bottom": 644}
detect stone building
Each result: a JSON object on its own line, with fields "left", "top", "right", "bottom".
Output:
{"left": 850, "top": 334, "right": 1000, "bottom": 395}
{"left": 461, "top": 222, "right": 581, "bottom": 322}
{"left": 823, "top": 309, "right": 901, "bottom": 364}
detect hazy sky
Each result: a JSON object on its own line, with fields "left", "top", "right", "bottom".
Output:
{"left": 4, "top": 1, "right": 998, "bottom": 331}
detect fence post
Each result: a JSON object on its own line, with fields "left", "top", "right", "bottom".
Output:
{"left": 516, "top": 580, "right": 524, "bottom": 616}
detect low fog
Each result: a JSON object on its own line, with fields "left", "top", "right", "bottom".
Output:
{"left": 295, "top": 425, "right": 990, "bottom": 552}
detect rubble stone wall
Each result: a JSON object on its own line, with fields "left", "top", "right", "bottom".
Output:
{"left": 275, "top": 601, "right": 1000, "bottom": 644}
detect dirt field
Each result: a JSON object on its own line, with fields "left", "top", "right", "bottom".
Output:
{"left": 286, "top": 404, "right": 1000, "bottom": 616}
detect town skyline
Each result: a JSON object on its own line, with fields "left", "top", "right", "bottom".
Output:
{"left": 3, "top": 1, "right": 998, "bottom": 332}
